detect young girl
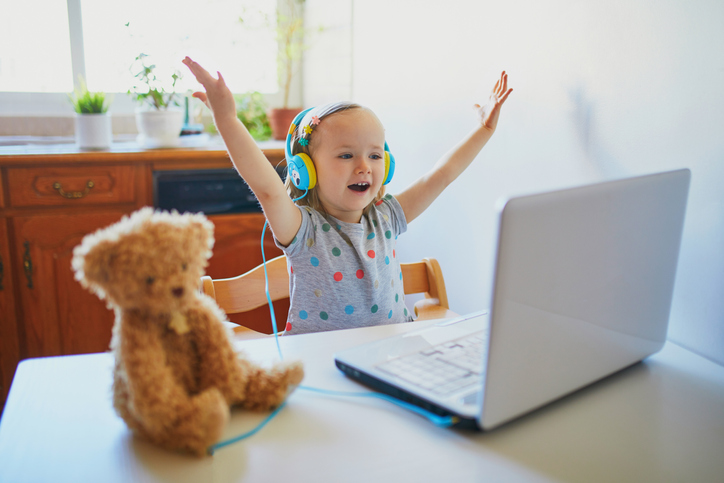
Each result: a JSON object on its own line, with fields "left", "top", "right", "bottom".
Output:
{"left": 182, "top": 57, "right": 512, "bottom": 335}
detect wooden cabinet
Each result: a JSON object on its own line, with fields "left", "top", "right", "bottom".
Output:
{"left": 0, "top": 162, "right": 144, "bottom": 413}
{"left": 5, "top": 165, "right": 140, "bottom": 360}
{"left": 11, "top": 212, "right": 127, "bottom": 358}
{"left": 0, "top": 217, "right": 20, "bottom": 408}
{"left": 0, "top": 143, "right": 285, "bottom": 410}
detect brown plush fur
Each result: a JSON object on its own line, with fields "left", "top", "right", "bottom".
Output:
{"left": 72, "top": 207, "right": 304, "bottom": 456}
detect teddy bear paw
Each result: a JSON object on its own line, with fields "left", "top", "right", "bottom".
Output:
{"left": 283, "top": 360, "right": 305, "bottom": 387}
{"left": 192, "top": 388, "right": 230, "bottom": 455}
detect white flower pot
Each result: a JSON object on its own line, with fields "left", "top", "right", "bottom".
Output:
{"left": 135, "top": 109, "right": 184, "bottom": 149}
{"left": 75, "top": 113, "right": 112, "bottom": 150}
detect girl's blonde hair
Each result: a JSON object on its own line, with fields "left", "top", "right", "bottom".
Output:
{"left": 284, "top": 102, "right": 386, "bottom": 215}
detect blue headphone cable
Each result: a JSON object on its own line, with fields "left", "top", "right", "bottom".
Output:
{"left": 207, "top": 387, "right": 458, "bottom": 455}
{"left": 262, "top": 189, "right": 309, "bottom": 359}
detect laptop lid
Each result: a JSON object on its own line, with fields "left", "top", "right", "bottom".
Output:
{"left": 481, "top": 168, "right": 690, "bottom": 429}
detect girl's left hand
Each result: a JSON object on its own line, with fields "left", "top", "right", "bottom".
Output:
{"left": 473, "top": 71, "right": 513, "bottom": 132}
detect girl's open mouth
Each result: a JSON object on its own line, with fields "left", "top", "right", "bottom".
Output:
{"left": 348, "top": 182, "right": 371, "bottom": 192}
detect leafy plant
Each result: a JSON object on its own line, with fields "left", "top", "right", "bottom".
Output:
{"left": 239, "top": 0, "right": 323, "bottom": 109}
{"left": 235, "top": 91, "right": 272, "bottom": 141}
{"left": 128, "top": 54, "right": 181, "bottom": 110}
{"left": 69, "top": 78, "right": 109, "bottom": 114}
{"left": 275, "top": 0, "right": 305, "bottom": 109}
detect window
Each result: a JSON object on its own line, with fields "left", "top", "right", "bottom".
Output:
{"left": 0, "top": 1, "right": 74, "bottom": 93}
{"left": 0, "top": 0, "right": 278, "bottom": 114}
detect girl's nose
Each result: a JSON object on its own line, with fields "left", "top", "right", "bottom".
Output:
{"left": 356, "top": 158, "right": 371, "bottom": 173}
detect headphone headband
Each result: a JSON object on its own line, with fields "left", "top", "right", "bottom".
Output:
{"left": 285, "top": 107, "right": 314, "bottom": 162}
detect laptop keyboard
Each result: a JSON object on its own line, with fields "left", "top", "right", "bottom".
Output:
{"left": 376, "top": 331, "right": 487, "bottom": 396}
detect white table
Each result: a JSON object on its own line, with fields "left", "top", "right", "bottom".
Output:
{"left": 1, "top": 319, "right": 723, "bottom": 483}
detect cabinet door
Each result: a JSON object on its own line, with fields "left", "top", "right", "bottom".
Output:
{"left": 206, "top": 213, "right": 282, "bottom": 277}
{"left": 206, "top": 213, "right": 289, "bottom": 334}
{"left": 0, "top": 218, "right": 20, "bottom": 406}
{"left": 12, "top": 212, "right": 127, "bottom": 358}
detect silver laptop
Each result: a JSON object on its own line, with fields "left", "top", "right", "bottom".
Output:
{"left": 335, "top": 168, "right": 691, "bottom": 430}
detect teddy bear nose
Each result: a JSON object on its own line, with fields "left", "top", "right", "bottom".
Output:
{"left": 172, "top": 287, "right": 184, "bottom": 298}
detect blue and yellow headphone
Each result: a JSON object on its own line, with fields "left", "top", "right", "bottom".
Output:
{"left": 285, "top": 107, "right": 395, "bottom": 190}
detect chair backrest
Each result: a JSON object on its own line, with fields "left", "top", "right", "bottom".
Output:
{"left": 200, "top": 255, "right": 456, "bottom": 333}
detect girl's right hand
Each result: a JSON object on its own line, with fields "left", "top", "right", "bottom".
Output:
{"left": 182, "top": 56, "right": 237, "bottom": 122}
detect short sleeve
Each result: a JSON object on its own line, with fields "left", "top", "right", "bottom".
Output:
{"left": 374, "top": 194, "right": 408, "bottom": 237}
{"left": 274, "top": 205, "right": 314, "bottom": 257}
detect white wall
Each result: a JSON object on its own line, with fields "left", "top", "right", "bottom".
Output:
{"left": 305, "top": 0, "right": 724, "bottom": 366}
{"left": 302, "top": 0, "right": 354, "bottom": 105}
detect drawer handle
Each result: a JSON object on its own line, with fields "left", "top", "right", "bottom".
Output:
{"left": 0, "top": 253, "right": 4, "bottom": 290}
{"left": 23, "top": 241, "right": 33, "bottom": 289}
{"left": 53, "top": 180, "right": 95, "bottom": 199}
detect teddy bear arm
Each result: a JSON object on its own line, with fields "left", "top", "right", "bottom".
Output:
{"left": 120, "top": 337, "right": 230, "bottom": 452}
{"left": 186, "top": 302, "right": 251, "bottom": 400}
{"left": 236, "top": 361, "right": 305, "bottom": 411}
{"left": 137, "top": 387, "right": 229, "bottom": 457}
{"left": 119, "top": 323, "right": 198, "bottom": 424}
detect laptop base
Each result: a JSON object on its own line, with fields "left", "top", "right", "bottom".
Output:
{"left": 335, "top": 359, "right": 481, "bottom": 430}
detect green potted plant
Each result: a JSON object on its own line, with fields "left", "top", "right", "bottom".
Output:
{"left": 128, "top": 54, "right": 184, "bottom": 148}
{"left": 69, "top": 78, "right": 112, "bottom": 150}
{"left": 235, "top": 91, "right": 272, "bottom": 141}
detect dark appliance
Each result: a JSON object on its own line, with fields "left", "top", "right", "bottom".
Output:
{"left": 153, "top": 168, "right": 285, "bottom": 215}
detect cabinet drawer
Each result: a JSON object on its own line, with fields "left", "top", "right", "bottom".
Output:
{"left": 7, "top": 165, "right": 136, "bottom": 208}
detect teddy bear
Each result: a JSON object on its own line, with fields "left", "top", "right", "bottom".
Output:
{"left": 72, "top": 207, "right": 304, "bottom": 456}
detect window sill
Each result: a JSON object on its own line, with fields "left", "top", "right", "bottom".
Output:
{"left": 0, "top": 114, "right": 140, "bottom": 137}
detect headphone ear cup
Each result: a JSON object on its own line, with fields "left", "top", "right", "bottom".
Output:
{"left": 300, "top": 153, "right": 317, "bottom": 189}
{"left": 383, "top": 150, "right": 395, "bottom": 185}
{"left": 289, "top": 153, "right": 316, "bottom": 190}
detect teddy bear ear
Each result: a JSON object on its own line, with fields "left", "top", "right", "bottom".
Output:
{"left": 186, "top": 214, "right": 215, "bottom": 258}
{"left": 72, "top": 238, "right": 117, "bottom": 288}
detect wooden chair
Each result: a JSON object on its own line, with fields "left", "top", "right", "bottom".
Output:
{"left": 200, "top": 255, "right": 457, "bottom": 336}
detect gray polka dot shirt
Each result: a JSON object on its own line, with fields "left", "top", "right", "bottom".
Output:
{"left": 275, "top": 194, "right": 413, "bottom": 335}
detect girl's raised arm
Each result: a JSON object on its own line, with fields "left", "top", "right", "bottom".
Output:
{"left": 182, "top": 57, "right": 301, "bottom": 245}
{"left": 396, "top": 72, "right": 512, "bottom": 223}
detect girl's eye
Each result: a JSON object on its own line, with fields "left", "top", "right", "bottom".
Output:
{"left": 370, "top": 154, "right": 382, "bottom": 160}
{"left": 339, "top": 154, "right": 353, "bottom": 159}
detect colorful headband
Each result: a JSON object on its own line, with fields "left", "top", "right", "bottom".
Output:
{"left": 297, "top": 114, "right": 321, "bottom": 147}
{"left": 285, "top": 107, "right": 314, "bottom": 160}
